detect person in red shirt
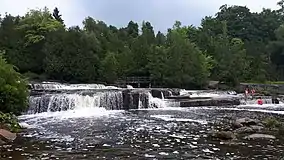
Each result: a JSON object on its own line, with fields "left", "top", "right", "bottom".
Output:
{"left": 257, "top": 97, "right": 263, "bottom": 105}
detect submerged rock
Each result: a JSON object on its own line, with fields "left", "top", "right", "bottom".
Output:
{"left": 232, "top": 121, "right": 243, "bottom": 129}
{"left": 236, "top": 118, "right": 259, "bottom": 126}
{"left": 235, "top": 127, "right": 255, "bottom": 134}
{"left": 244, "top": 134, "right": 276, "bottom": 140}
{"left": 0, "top": 129, "right": 17, "bottom": 142}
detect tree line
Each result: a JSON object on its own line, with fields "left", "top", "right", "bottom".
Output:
{"left": 2, "top": 2, "right": 284, "bottom": 89}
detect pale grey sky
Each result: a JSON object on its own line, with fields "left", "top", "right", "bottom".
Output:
{"left": 0, "top": 0, "right": 280, "bottom": 32}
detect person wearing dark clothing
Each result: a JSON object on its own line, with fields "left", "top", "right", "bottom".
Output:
{"left": 272, "top": 95, "right": 279, "bottom": 104}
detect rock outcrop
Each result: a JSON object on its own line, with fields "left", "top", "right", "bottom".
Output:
{"left": 210, "top": 117, "right": 279, "bottom": 142}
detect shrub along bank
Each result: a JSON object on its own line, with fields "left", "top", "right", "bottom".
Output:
{"left": 0, "top": 51, "right": 28, "bottom": 134}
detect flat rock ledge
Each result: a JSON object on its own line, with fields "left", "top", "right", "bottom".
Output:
{"left": 244, "top": 134, "right": 276, "bottom": 140}
{"left": 0, "top": 129, "right": 17, "bottom": 144}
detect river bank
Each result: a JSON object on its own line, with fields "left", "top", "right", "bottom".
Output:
{"left": 0, "top": 112, "right": 23, "bottom": 145}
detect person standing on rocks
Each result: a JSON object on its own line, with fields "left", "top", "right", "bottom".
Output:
{"left": 272, "top": 94, "right": 279, "bottom": 104}
{"left": 244, "top": 88, "right": 249, "bottom": 101}
{"left": 251, "top": 88, "right": 255, "bottom": 97}
{"left": 257, "top": 97, "right": 263, "bottom": 105}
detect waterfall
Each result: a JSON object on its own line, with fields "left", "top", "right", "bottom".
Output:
{"left": 28, "top": 91, "right": 123, "bottom": 114}
{"left": 27, "top": 82, "right": 170, "bottom": 114}
{"left": 148, "top": 92, "right": 166, "bottom": 108}
{"left": 161, "top": 92, "right": 165, "bottom": 100}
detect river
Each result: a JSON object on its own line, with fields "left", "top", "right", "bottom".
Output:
{"left": 1, "top": 82, "right": 284, "bottom": 159}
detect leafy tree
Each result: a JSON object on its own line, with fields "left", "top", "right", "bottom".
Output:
{"left": 3, "top": 3, "right": 284, "bottom": 88}
{"left": 100, "top": 52, "right": 119, "bottom": 83}
{"left": 43, "top": 27, "right": 100, "bottom": 82}
{"left": 164, "top": 25, "right": 211, "bottom": 88}
{"left": 53, "top": 7, "right": 64, "bottom": 24}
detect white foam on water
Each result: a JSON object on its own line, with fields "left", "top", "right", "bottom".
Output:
{"left": 126, "top": 85, "right": 134, "bottom": 89}
{"left": 19, "top": 107, "right": 123, "bottom": 125}
{"left": 179, "top": 89, "right": 200, "bottom": 95}
{"left": 190, "top": 93, "right": 220, "bottom": 98}
{"left": 150, "top": 115, "right": 208, "bottom": 124}
{"left": 148, "top": 92, "right": 167, "bottom": 108}
{"left": 237, "top": 103, "right": 284, "bottom": 108}
{"left": 30, "top": 82, "right": 120, "bottom": 90}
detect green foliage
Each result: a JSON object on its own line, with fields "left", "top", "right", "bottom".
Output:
{"left": 0, "top": 51, "right": 28, "bottom": 115}
{"left": 0, "top": 112, "right": 22, "bottom": 132}
{"left": 100, "top": 52, "right": 119, "bottom": 83}
{"left": 263, "top": 117, "right": 282, "bottom": 129}
{"left": 2, "top": 3, "right": 284, "bottom": 88}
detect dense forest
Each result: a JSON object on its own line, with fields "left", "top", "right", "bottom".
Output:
{"left": 2, "top": 2, "right": 284, "bottom": 89}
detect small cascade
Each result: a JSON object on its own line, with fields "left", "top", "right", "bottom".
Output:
{"left": 137, "top": 92, "right": 150, "bottom": 109}
{"left": 148, "top": 92, "right": 166, "bottom": 108}
{"left": 161, "top": 92, "right": 165, "bottom": 100}
{"left": 29, "top": 82, "right": 119, "bottom": 90}
{"left": 28, "top": 91, "right": 123, "bottom": 114}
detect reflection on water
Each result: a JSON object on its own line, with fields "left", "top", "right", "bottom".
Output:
{"left": 1, "top": 107, "right": 284, "bottom": 159}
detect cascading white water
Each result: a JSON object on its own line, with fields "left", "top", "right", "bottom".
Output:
{"left": 28, "top": 91, "right": 124, "bottom": 114}
{"left": 27, "top": 82, "right": 172, "bottom": 115}
{"left": 161, "top": 92, "right": 165, "bottom": 100}
{"left": 30, "top": 82, "right": 119, "bottom": 90}
{"left": 148, "top": 92, "right": 166, "bottom": 108}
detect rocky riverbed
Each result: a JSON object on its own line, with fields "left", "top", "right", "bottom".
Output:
{"left": 1, "top": 106, "right": 284, "bottom": 159}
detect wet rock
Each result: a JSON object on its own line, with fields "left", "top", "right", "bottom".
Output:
{"left": 250, "top": 125, "right": 264, "bottom": 132}
{"left": 235, "top": 127, "right": 255, "bottom": 134}
{"left": 211, "top": 131, "right": 235, "bottom": 140}
{"left": 122, "top": 90, "right": 131, "bottom": 110}
{"left": 0, "top": 129, "right": 16, "bottom": 142}
{"left": 0, "top": 139, "right": 5, "bottom": 145}
{"left": 182, "top": 153, "right": 196, "bottom": 159}
{"left": 151, "top": 89, "right": 164, "bottom": 99}
{"left": 232, "top": 122, "right": 243, "bottom": 129}
{"left": 122, "top": 89, "right": 150, "bottom": 109}
{"left": 180, "top": 98, "right": 240, "bottom": 107}
{"left": 244, "top": 134, "right": 276, "bottom": 140}
{"left": 236, "top": 118, "right": 259, "bottom": 126}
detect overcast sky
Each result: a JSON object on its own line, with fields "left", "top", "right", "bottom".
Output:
{"left": 0, "top": 0, "right": 280, "bottom": 32}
